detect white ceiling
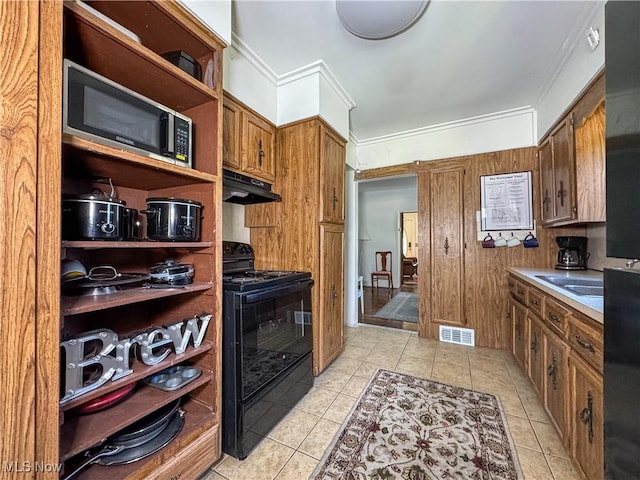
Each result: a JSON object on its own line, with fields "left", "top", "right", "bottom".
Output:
{"left": 231, "top": 0, "right": 602, "bottom": 141}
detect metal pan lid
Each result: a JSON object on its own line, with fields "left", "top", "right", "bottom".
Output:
{"left": 64, "top": 194, "right": 126, "bottom": 205}
{"left": 145, "top": 197, "right": 202, "bottom": 207}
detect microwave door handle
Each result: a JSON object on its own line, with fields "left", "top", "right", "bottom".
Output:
{"left": 243, "top": 279, "right": 314, "bottom": 304}
{"left": 160, "top": 112, "right": 175, "bottom": 157}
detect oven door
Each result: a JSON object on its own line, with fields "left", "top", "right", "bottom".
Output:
{"left": 239, "top": 279, "right": 313, "bottom": 400}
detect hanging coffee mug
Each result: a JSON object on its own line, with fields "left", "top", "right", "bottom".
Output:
{"left": 523, "top": 232, "right": 539, "bottom": 248}
{"left": 494, "top": 234, "right": 507, "bottom": 247}
{"left": 482, "top": 234, "right": 495, "bottom": 248}
{"left": 506, "top": 233, "right": 521, "bottom": 247}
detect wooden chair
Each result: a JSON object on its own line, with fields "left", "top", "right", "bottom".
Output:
{"left": 371, "top": 251, "right": 393, "bottom": 293}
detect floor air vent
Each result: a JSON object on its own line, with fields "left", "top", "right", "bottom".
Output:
{"left": 439, "top": 326, "right": 475, "bottom": 347}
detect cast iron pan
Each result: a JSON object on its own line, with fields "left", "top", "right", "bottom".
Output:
{"left": 63, "top": 400, "right": 183, "bottom": 480}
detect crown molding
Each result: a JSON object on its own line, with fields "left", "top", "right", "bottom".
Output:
{"left": 278, "top": 60, "right": 356, "bottom": 110}
{"left": 230, "top": 32, "right": 279, "bottom": 86}
{"left": 355, "top": 106, "right": 535, "bottom": 147}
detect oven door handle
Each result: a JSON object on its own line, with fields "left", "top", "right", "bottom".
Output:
{"left": 243, "top": 279, "right": 314, "bottom": 304}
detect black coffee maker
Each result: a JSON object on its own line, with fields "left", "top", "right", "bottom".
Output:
{"left": 555, "top": 236, "right": 589, "bottom": 270}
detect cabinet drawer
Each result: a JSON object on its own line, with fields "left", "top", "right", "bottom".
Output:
{"left": 568, "top": 316, "right": 603, "bottom": 374}
{"left": 150, "top": 425, "right": 219, "bottom": 480}
{"left": 528, "top": 288, "right": 544, "bottom": 318}
{"left": 508, "top": 276, "right": 517, "bottom": 297}
{"left": 544, "top": 297, "right": 569, "bottom": 336}
{"left": 508, "top": 276, "right": 528, "bottom": 306}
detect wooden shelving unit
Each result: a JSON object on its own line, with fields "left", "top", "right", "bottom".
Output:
{"left": 53, "top": 1, "right": 225, "bottom": 478}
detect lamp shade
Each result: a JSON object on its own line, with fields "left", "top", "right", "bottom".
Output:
{"left": 336, "top": 0, "right": 429, "bottom": 40}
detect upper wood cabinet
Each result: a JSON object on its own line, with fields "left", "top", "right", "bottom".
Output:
{"left": 222, "top": 96, "right": 242, "bottom": 170}
{"left": 538, "top": 71, "right": 605, "bottom": 226}
{"left": 223, "top": 92, "right": 276, "bottom": 183}
{"left": 539, "top": 115, "right": 575, "bottom": 225}
{"left": 320, "top": 126, "right": 346, "bottom": 223}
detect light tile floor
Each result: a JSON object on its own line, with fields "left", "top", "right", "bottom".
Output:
{"left": 203, "top": 325, "right": 580, "bottom": 480}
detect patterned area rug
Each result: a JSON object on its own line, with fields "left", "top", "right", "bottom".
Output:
{"left": 311, "top": 369, "right": 523, "bottom": 480}
{"left": 373, "top": 292, "right": 418, "bottom": 323}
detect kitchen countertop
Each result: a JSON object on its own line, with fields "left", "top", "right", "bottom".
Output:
{"left": 508, "top": 267, "right": 603, "bottom": 324}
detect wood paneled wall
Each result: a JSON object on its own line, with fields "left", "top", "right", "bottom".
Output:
{"left": 358, "top": 147, "right": 586, "bottom": 349}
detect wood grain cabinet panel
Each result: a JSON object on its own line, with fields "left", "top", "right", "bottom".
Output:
{"left": 318, "top": 224, "right": 345, "bottom": 370}
{"left": 222, "top": 92, "right": 276, "bottom": 183}
{"left": 538, "top": 71, "right": 605, "bottom": 226}
{"left": 568, "top": 311, "right": 603, "bottom": 375}
{"left": 569, "top": 351, "right": 604, "bottom": 480}
{"left": 249, "top": 117, "right": 346, "bottom": 376}
{"left": 509, "top": 273, "right": 603, "bottom": 480}
{"left": 544, "top": 330, "right": 569, "bottom": 441}
{"left": 510, "top": 299, "right": 528, "bottom": 371}
{"left": 222, "top": 95, "right": 242, "bottom": 169}
{"left": 539, "top": 115, "right": 576, "bottom": 225}
{"left": 242, "top": 111, "right": 276, "bottom": 182}
{"left": 430, "top": 167, "right": 465, "bottom": 327}
{"left": 320, "top": 126, "right": 346, "bottom": 223}
{"left": 528, "top": 313, "right": 545, "bottom": 397}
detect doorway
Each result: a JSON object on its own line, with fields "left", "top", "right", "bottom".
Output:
{"left": 357, "top": 176, "right": 418, "bottom": 331}
{"left": 400, "top": 211, "right": 418, "bottom": 285}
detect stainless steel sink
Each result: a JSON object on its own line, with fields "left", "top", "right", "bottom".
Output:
{"left": 535, "top": 275, "right": 603, "bottom": 297}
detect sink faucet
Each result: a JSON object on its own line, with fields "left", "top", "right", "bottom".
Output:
{"left": 625, "top": 259, "right": 640, "bottom": 269}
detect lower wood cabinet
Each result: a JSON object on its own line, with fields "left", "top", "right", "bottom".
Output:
{"left": 569, "top": 351, "right": 604, "bottom": 480}
{"left": 544, "top": 330, "right": 569, "bottom": 440}
{"left": 528, "top": 313, "right": 545, "bottom": 397}
{"left": 510, "top": 299, "right": 527, "bottom": 370}
{"left": 317, "top": 223, "right": 345, "bottom": 374}
{"left": 508, "top": 273, "right": 603, "bottom": 479}
{"left": 150, "top": 426, "right": 219, "bottom": 480}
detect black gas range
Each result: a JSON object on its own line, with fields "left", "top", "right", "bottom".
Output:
{"left": 222, "top": 270, "right": 312, "bottom": 292}
{"left": 222, "top": 241, "right": 311, "bottom": 291}
{"left": 221, "top": 241, "right": 314, "bottom": 459}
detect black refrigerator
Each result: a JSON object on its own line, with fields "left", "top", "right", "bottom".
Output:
{"left": 604, "top": 2, "right": 640, "bottom": 478}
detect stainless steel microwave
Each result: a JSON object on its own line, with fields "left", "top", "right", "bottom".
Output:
{"left": 63, "top": 59, "right": 192, "bottom": 169}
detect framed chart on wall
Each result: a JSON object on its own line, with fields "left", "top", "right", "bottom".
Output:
{"left": 480, "top": 171, "right": 533, "bottom": 231}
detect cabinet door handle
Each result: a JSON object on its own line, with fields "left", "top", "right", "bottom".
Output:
{"left": 575, "top": 335, "right": 596, "bottom": 353}
{"left": 331, "top": 284, "right": 337, "bottom": 304}
{"left": 579, "top": 391, "right": 594, "bottom": 443}
{"left": 547, "top": 311, "right": 560, "bottom": 323}
{"left": 531, "top": 299, "right": 539, "bottom": 306}
{"left": 543, "top": 190, "right": 550, "bottom": 212}
{"left": 332, "top": 187, "right": 338, "bottom": 211}
{"left": 444, "top": 237, "right": 449, "bottom": 255}
{"left": 530, "top": 333, "right": 538, "bottom": 359}
{"left": 258, "top": 139, "right": 265, "bottom": 167}
{"left": 547, "top": 353, "right": 558, "bottom": 389}
{"left": 557, "top": 180, "right": 566, "bottom": 207}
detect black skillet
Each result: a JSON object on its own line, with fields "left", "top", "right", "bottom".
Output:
{"left": 62, "top": 400, "right": 184, "bottom": 480}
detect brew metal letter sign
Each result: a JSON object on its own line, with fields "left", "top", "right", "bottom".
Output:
{"left": 60, "top": 313, "right": 211, "bottom": 404}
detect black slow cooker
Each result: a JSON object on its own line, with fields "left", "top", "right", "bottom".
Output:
{"left": 62, "top": 194, "right": 126, "bottom": 241}
{"left": 142, "top": 197, "right": 202, "bottom": 241}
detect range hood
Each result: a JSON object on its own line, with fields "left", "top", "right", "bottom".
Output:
{"left": 222, "top": 169, "right": 281, "bottom": 205}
